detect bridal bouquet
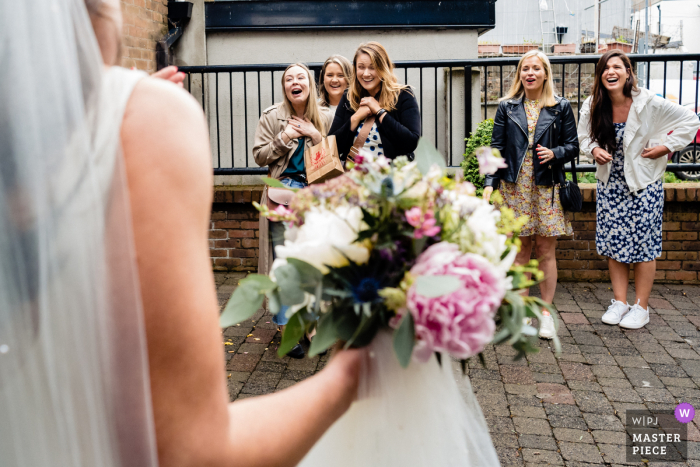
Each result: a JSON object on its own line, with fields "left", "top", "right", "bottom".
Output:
{"left": 221, "top": 141, "right": 559, "bottom": 367}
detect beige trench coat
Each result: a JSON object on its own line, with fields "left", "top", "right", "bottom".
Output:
{"left": 253, "top": 103, "right": 332, "bottom": 275}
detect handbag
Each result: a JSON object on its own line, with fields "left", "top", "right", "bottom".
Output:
{"left": 559, "top": 160, "right": 583, "bottom": 212}
{"left": 304, "top": 135, "right": 344, "bottom": 184}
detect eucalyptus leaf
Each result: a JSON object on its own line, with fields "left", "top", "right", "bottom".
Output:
{"left": 261, "top": 177, "right": 289, "bottom": 189}
{"left": 219, "top": 284, "right": 265, "bottom": 328}
{"left": 287, "top": 258, "right": 323, "bottom": 294}
{"left": 414, "top": 137, "right": 446, "bottom": 175}
{"left": 278, "top": 313, "right": 305, "bottom": 357}
{"left": 521, "top": 324, "right": 538, "bottom": 336}
{"left": 414, "top": 275, "right": 462, "bottom": 298}
{"left": 308, "top": 312, "right": 337, "bottom": 357}
{"left": 393, "top": 313, "right": 415, "bottom": 368}
{"left": 275, "top": 264, "right": 306, "bottom": 306}
{"left": 266, "top": 289, "right": 282, "bottom": 316}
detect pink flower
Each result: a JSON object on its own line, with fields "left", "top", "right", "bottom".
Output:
{"left": 476, "top": 147, "right": 508, "bottom": 175}
{"left": 273, "top": 205, "right": 293, "bottom": 216}
{"left": 405, "top": 207, "right": 441, "bottom": 239}
{"left": 407, "top": 242, "right": 506, "bottom": 361}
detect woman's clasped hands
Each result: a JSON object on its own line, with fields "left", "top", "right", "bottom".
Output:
{"left": 287, "top": 116, "right": 322, "bottom": 144}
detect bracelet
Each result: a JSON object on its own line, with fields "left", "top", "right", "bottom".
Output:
{"left": 376, "top": 108, "right": 387, "bottom": 118}
{"left": 281, "top": 130, "right": 292, "bottom": 141}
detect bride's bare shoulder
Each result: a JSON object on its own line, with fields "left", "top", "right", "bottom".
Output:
{"left": 121, "top": 77, "right": 211, "bottom": 191}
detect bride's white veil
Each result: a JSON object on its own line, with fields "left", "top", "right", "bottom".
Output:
{"left": 0, "top": 0, "right": 158, "bottom": 465}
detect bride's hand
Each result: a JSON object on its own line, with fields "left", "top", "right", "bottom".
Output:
{"left": 325, "top": 344, "right": 363, "bottom": 402}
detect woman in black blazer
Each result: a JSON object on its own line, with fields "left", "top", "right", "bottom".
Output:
{"left": 330, "top": 42, "right": 420, "bottom": 160}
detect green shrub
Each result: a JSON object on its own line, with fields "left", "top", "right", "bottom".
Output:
{"left": 461, "top": 119, "right": 494, "bottom": 196}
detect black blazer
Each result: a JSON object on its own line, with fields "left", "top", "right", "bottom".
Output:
{"left": 329, "top": 89, "right": 421, "bottom": 160}
{"left": 485, "top": 96, "right": 579, "bottom": 188}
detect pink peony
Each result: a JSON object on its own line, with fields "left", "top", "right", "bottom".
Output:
{"left": 407, "top": 242, "right": 506, "bottom": 362}
{"left": 405, "top": 207, "right": 441, "bottom": 239}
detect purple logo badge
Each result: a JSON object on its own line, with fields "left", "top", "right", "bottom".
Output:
{"left": 675, "top": 403, "right": 695, "bottom": 424}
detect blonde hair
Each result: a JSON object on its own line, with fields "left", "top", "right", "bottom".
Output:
{"left": 281, "top": 63, "right": 327, "bottom": 136}
{"left": 501, "top": 50, "right": 557, "bottom": 108}
{"left": 348, "top": 42, "right": 411, "bottom": 112}
{"left": 318, "top": 55, "right": 353, "bottom": 107}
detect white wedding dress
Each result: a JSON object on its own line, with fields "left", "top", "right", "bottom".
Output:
{"left": 299, "top": 332, "right": 499, "bottom": 467}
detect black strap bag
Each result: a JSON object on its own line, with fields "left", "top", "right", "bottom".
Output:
{"left": 559, "top": 160, "right": 583, "bottom": 212}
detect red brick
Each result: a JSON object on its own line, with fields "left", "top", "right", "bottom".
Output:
{"left": 229, "top": 249, "right": 257, "bottom": 258}
{"left": 209, "top": 230, "right": 227, "bottom": 239}
{"left": 663, "top": 241, "right": 683, "bottom": 251}
{"left": 655, "top": 270, "right": 667, "bottom": 280}
{"left": 573, "top": 270, "right": 606, "bottom": 281}
{"left": 666, "top": 271, "right": 698, "bottom": 281}
{"left": 687, "top": 188, "right": 697, "bottom": 201}
{"left": 684, "top": 241, "right": 700, "bottom": 251}
{"left": 665, "top": 188, "right": 676, "bottom": 201}
{"left": 559, "top": 240, "right": 589, "bottom": 250}
{"left": 242, "top": 239, "right": 258, "bottom": 249}
{"left": 656, "top": 261, "right": 681, "bottom": 270}
{"left": 577, "top": 250, "right": 605, "bottom": 261}
{"left": 234, "top": 191, "right": 253, "bottom": 203}
{"left": 558, "top": 260, "right": 588, "bottom": 270}
{"left": 556, "top": 250, "right": 576, "bottom": 260}
{"left": 668, "top": 232, "right": 698, "bottom": 241}
{"left": 683, "top": 262, "right": 700, "bottom": 271}
{"left": 210, "top": 249, "right": 228, "bottom": 258}
{"left": 214, "top": 258, "right": 242, "bottom": 269}
{"left": 228, "top": 213, "right": 253, "bottom": 220}
{"left": 229, "top": 230, "right": 255, "bottom": 238}
{"left": 558, "top": 270, "right": 573, "bottom": 280}
{"left": 241, "top": 258, "right": 258, "bottom": 268}
{"left": 211, "top": 211, "right": 227, "bottom": 221}
{"left": 241, "top": 221, "right": 260, "bottom": 230}
{"left": 683, "top": 222, "right": 700, "bottom": 231}
{"left": 215, "top": 239, "right": 241, "bottom": 249}
{"left": 663, "top": 222, "right": 681, "bottom": 231}
{"left": 574, "top": 230, "right": 596, "bottom": 241}
{"left": 589, "top": 260, "right": 609, "bottom": 269}
{"left": 671, "top": 212, "right": 698, "bottom": 222}
{"left": 668, "top": 251, "right": 698, "bottom": 261}
{"left": 213, "top": 220, "right": 241, "bottom": 229}
{"left": 573, "top": 212, "right": 596, "bottom": 221}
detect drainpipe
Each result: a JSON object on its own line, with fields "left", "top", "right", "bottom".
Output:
{"left": 156, "top": 1, "right": 193, "bottom": 70}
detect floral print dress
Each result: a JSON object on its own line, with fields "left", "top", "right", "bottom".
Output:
{"left": 500, "top": 99, "right": 573, "bottom": 237}
{"left": 596, "top": 123, "right": 663, "bottom": 263}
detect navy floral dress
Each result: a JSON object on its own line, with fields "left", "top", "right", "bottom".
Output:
{"left": 596, "top": 122, "right": 664, "bottom": 263}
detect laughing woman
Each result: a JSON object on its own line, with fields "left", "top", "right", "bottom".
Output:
{"left": 330, "top": 42, "right": 420, "bottom": 161}
{"left": 318, "top": 55, "right": 353, "bottom": 119}
{"left": 578, "top": 50, "right": 700, "bottom": 329}
{"left": 253, "top": 63, "right": 332, "bottom": 358}
{"left": 483, "top": 50, "right": 579, "bottom": 339}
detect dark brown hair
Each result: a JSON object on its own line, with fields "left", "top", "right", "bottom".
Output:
{"left": 589, "top": 50, "right": 638, "bottom": 153}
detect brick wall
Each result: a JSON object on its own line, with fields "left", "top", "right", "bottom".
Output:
{"left": 120, "top": 0, "right": 168, "bottom": 73}
{"left": 556, "top": 184, "right": 700, "bottom": 284}
{"left": 210, "top": 188, "right": 263, "bottom": 272}
{"left": 209, "top": 184, "right": 700, "bottom": 284}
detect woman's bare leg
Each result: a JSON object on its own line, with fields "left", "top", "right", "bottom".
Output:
{"left": 633, "top": 260, "right": 656, "bottom": 309}
{"left": 608, "top": 258, "right": 631, "bottom": 304}
{"left": 534, "top": 236, "right": 558, "bottom": 303}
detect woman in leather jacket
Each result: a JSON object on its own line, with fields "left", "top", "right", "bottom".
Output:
{"left": 483, "top": 50, "right": 579, "bottom": 336}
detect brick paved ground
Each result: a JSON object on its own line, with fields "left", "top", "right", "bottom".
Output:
{"left": 217, "top": 272, "right": 700, "bottom": 466}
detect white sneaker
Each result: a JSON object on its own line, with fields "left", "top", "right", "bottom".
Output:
{"left": 601, "top": 299, "right": 630, "bottom": 325}
{"left": 619, "top": 302, "right": 650, "bottom": 329}
{"left": 538, "top": 314, "right": 556, "bottom": 339}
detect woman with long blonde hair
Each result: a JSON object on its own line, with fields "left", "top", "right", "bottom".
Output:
{"left": 483, "top": 50, "right": 579, "bottom": 339}
{"left": 329, "top": 42, "right": 420, "bottom": 160}
{"left": 253, "top": 62, "right": 332, "bottom": 358}
{"left": 318, "top": 55, "right": 353, "bottom": 119}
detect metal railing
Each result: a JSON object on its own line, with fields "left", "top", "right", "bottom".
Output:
{"left": 180, "top": 53, "right": 700, "bottom": 176}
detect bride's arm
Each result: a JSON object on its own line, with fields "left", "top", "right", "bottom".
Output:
{"left": 121, "top": 77, "right": 360, "bottom": 467}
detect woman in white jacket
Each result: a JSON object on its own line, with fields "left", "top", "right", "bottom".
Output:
{"left": 578, "top": 50, "right": 700, "bottom": 329}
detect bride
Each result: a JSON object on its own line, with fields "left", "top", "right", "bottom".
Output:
{"left": 0, "top": 0, "right": 361, "bottom": 466}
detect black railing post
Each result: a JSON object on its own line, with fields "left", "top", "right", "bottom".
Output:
{"left": 465, "top": 65, "right": 472, "bottom": 143}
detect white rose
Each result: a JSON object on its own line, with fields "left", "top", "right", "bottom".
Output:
{"left": 275, "top": 205, "right": 370, "bottom": 274}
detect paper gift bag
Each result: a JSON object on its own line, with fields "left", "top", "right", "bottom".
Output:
{"left": 304, "top": 135, "right": 344, "bottom": 184}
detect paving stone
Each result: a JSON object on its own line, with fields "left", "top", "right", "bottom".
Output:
{"left": 486, "top": 416, "right": 516, "bottom": 434}
{"left": 532, "top": 372, "right": 566, "bottom": 384}
{"left": 527, "top": 351, "right": 558, "bottom": 365}
{"left": 557, "top": 353, "right": 588, "bottom": 363}
{"left": 508, "top": 394, "right": 543, "bottom": 407}
{"left": 591, "top": 364, "right": 625, "bottom": 379}
{"left": 668, "top": 386, "right": 700, "bottom": 400}
{"left": 622, "top": 367, "right": 664, "bottom": 388}
{"left": 496, "top": 446, "right": 524, "bottom": 466}
{"left": 510, "top": 405, "right": 547, "bottom": 419}
{"left": 536, "top": 383, "right": 575, "bottom": 405}
{"left": 601, "top": 386, "right": 643, "bottom": 403}
{"left": 597, "top": 378, "right": 633, "bottom": 389}
{"left": 610, "top": 402, "right": 646, "bottom": 416}
{"left": 518, "top": 434, "right": 558, "bottom": 451}
{"left": 548, "top": 415, "right": 588, "bottom": 431}
{"left": 226, "top": 352, "right": 262, "bottom": 372}
{"left": 255, "top": 360, "right": 286, "bottom": 373}
{"left": 513, "top": 417, "right": 551, "bottom": 435}
{"left": 584, "top": 354, "right": 617, "bottom": 365}
{"left": 275, "top": 379, "right": 296, "bottom": 391}
{"left": 572, "top": 390, "right": 614, "bottom": 414}
{"left": 635, "top": 387, "right": 677, "bottom": 403}
{"left": 613, "top": 356, "right": 648, "bottom": 368}
{"left": 529, "top": 363, "right": 561, "bottom": 374}
{"left": 281, "top": 369, "right": 314, "bottom": 382}
{"left": 567, "top": 381, "right": 603, "bottom": 392}
{"left": 649, "top": 363, "right": 688, "bottom": 378}
{"left": 668, "top": 347, "right": 700, "bottom": 360}
{"left": 559, "top": 442, "right": 604, "bottom": 463}
{"left": 660, "top": 376, "right": 697, "bottom": 388}
{"left": 583, "top": 413, "right": 625, "bottom": 431}
{"left": 543, "top": 403, "right": 581, "bottom": 417}
{"left": 491, "top": 433, "right": 519, "bottom": 448}
{"left": 472, "top": 379, "right": 505, "bottom": 394}
{"left": 560, "top": 362, "right": 596, "bottom": 381}
{"left": 571, "top": 332, "right": 605, "bottom": 346}
{"left": 521, "top": 448, "right": 564, "bottom": 465}
{"left": 501, "top": 366, "right": 535, "bottom": 384}
{"left": 680, "top": 359, "right": 700, "bottom": 377}
{"left": 596, "top": 443, "right": 631, "bottom": 465}
{"left": 591, "top": 430, "right": 628, "bottom": 445}
{"left": 553, "top": 427, "right": 595, "bottom": 444}
{"left": 469, "top": 368, "right": 502, "bottom": 380}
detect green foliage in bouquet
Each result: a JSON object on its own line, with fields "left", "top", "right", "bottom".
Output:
{"left": 461, "top": 119, "right": 494, "bottom": 196}
{"left": 222, "top": 139, "right": 560, "bottom": 369}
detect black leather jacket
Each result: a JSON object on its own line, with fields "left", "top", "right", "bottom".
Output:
{"left": 485, "top": 96, "right": 579, "bottom": 188}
